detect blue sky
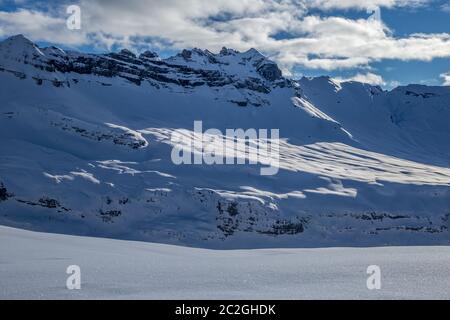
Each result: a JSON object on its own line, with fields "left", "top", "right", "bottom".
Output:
{"left": 294, "top": 3, "right": 450, "bottom": 87}
{"left": 0, "top": 0, "right": 449, "bottom": 89}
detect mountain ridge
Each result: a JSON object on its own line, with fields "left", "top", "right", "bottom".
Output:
{"left": 0, "top": 34, "right": 450, "bottom": 248}
{"left": 5, "top": 34, "right": 450, "bottom": 92}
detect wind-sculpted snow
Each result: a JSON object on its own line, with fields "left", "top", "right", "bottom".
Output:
{"left": 144, "top": 127, "right": 450, "bottom": 186}
{"left": 280, "top": 142, "right": 450, "bottom": 186}
{"left": 1, "top": 35, "right": 450, "bottom": 248}
{"left": 291, "top": 96, "right": 339, "bottom": 123}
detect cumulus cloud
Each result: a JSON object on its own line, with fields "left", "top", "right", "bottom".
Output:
{"left": 441, "top": 73, "right": 450, "bottom": 86}
{"left": 335, "top": 72, "right": 386, "bottom": 85}
{"left": 306, "top": 0, "right": 430, "bottom": 10}
{"left": 0, "top": 9, "right": 87, "bottom": 45}
{"left": 441, "top": 3, "right": 450, "bottom": 12}
{"left": 0, "top": 0, "right": 448, "bottom": 74}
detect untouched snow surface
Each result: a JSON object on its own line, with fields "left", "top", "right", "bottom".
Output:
{"left": 1, "top": 226, "right": 450, "bottom": 300}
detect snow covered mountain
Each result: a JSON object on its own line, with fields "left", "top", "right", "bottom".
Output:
{"left": 1, "top": 34, "right": 450, "bottom": 248}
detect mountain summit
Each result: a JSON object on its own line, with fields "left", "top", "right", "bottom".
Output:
{"left": 0, "top": 34, "right": 284, "bottom": 89}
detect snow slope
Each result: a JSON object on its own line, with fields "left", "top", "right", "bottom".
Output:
{"left": 1, "top": 226, "right": 450, "bottom": 299}
{"left": 0, "top": 35, "right": 450, "bottom": 248}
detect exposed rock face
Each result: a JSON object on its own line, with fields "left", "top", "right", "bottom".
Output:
{"left": 16, "top": 197, "right": 70, "bottom": 212}
{"left": 139, "top": 50, "right": 159, "bottom": 60}
{"left": 180, "top": 49, "right": 193, "bottom": 60}
{"left": 219, "top": 47, "right": 239, "bottom": 56}
{"left": 0, "top": 35, "right": 288, "bottom": 96}
{"left": 49, "top": 113, "right": 148, "bottom": 149}
{"left": 0, "top": 182, "right": 13, "bottom": 201}
{"left": 257, "top": 62, "right": 282, "bottom": 81}
{"left": 118, "top": 49, "right": 136, "bottom": 58}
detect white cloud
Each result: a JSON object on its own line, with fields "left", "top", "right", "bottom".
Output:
{"left": 441, "top": 3, "right": 450, "bottom": 12}
{"left": 307, "top": 0, "right": 430, "bottom": 10}
{"left": 0, "top": 0, "right": 448, "bottom": 73}
{"left": 0, "top": 9, "right": 87, "bottom": 45}
{"left": 441, "top": 73, "right": 450, "bottom": 86}
{"left": 335, "top": 72, "right": 386, "bottom": 85}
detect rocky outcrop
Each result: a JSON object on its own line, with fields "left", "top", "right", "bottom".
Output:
{"left": 48, "top": 112, "right": 148, "bottom": 149}
{"left": 0, "top": 182, "right": 13, "bottom": 201}
{"left": 256, "top": 62, "right": 282, "bottom": 81}
{"left": 0, "top": 35, "right": 289, "bottom": 95}
{"left": 99, "top": 209, "right": 122, "bottom": 223}
{"left": 139, "top": 50, "right": 159, "bottom": 61}
{"left": 16, "top": 197, "right": 70, "bottom": 212}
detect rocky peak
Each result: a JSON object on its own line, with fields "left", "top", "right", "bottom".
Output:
{"left": 2, "top": 34, "right": 35, "bottom": 46}
{"left": 241, "top": 48, "right": 266, "bottom": 62}
{"left": 0, "top": 34, "right": 287, "bottom": 93}
{"left": 180, "top": 49, "right": 192, "bottom": 60}
{"left": 139, "top": 50, "right": 159, "bottom": 60}
{"left": 256, "top": 61, "right": 282, "bottom": 81}
{"left": 0, "top": 34, "right": 45, "bottom": 60}
{"left": 239, "top": 48, "right": 282, "bottom": 81}
{"left": 244, "top": 48, "right": 263, "bottom": 56}
{"left": 219, "top": 47, "right": 238, "bottom": 56}
{"left": 118, "top": 49, "right": 136, "bottom": 58}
